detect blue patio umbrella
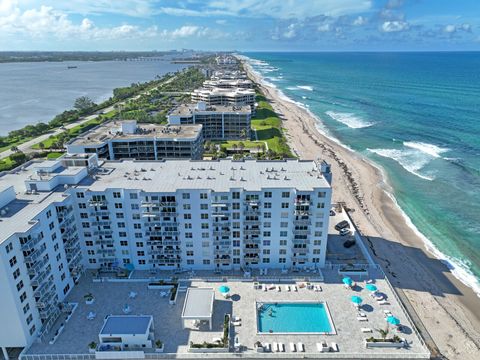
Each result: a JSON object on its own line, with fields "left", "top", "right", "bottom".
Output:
{"left": 366, "top": 284, "right": 378, "bottom": 292}
{"left": 387, "top": 316, "right": 400, "bottom": 326}
{"left": 219, "top": 285, "right": 230, "bottom": 294}
{"left": 125, "top": 263, "right": 135, "bottom": 271}
{"left": 351, "top": 296, "right": 363, "bottom": 305}
{"left": 342, "top": 277, "right": 353, "bottom": 286}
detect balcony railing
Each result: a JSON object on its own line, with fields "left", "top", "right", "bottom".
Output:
{"left": 24, "top": 244, "right": 47, "bottom": 264}
{"left": 27, "top": 257, "right": 48, "bottom": 275}
{"left": 293, "top": 219, "right": 311, "bottom": 226}
{"left": 21, "top": 235, "right": 42, "bottom": 251}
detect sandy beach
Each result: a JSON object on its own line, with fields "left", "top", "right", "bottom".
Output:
{"left": 243, "top": 61, "right": 480, "bottom": 360}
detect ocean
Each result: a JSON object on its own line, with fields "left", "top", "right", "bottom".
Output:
{"left": 245, "top": 52, "right": 480, "bottom": 296}
{"left": 0, "top": 59, "right": 186, "bottom": 136}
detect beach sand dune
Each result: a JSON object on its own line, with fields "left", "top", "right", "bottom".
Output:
{"left": 243, "top": 61, "right": 480, "bottom": 360}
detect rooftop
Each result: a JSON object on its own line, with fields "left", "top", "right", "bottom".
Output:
{"left": 100, "top": 315, "right": 152, "bottom": 335}
{"left": 169, "top": 103, "right": 251, "bottom": 117}
{"left": 68, "top": 122, "right": 203, "bottom": 147}
{"left": 192, "top": 87, "right": 255, "bottom": 96}
{"left": 81, "top": 159, "right": 331, "bottom": 193}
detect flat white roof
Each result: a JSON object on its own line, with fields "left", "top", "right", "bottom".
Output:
{"left": 181, "top": 288, "right": 214, "bottom": 319}
{"left": 100, "top": 315, "right": 152, "bottom": 335}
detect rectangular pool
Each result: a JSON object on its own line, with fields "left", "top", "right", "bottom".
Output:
{"left": 257, "top": 301, "right": 335, "bottom": 334}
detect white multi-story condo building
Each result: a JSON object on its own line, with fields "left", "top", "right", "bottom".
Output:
{"left": 202, "top": 79, "right": 253, "bottom": 89}
{"left": 168, "top": 102, "right": 251, "bottom": 140}
{"left": 211, "top": 70, "right": 248, "bottom": 81}
{"left": 191, "top": 88, "right": 255, "bottom": 112}
{"left": 66, "top": 121, "right": 204, "bottom": 160}
{"left": 0, "top": 156, "right": 331, "bottom": 352}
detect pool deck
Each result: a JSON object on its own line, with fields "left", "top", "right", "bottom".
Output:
{"left": 24, "top": 269, "right": 430, "bottom": 359}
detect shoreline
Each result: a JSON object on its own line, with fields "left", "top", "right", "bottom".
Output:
{"left": 242, "top": 59, "right": 480, "bottom": 359}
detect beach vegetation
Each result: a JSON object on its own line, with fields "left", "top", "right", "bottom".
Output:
{"left": 74, "top": 96, "right": 96, "bottom": 113}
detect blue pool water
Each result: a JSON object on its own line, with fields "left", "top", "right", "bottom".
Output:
{"left": 257, "top": 302, "right": 333, "bottom": 333}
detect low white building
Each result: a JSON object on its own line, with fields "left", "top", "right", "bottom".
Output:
{"left": 191, "top": 88, "right": 255, "bottom": 113}
{"left": 98, "top": 315, "right": 154, "bottom": 350}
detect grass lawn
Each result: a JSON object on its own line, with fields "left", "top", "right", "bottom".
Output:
{"left": 46, "top": 152, "right": 64, "bottom": 159}
{"left": 0, "top": 136, "right": 34, "bottom": 153}
{"left": 0, "top": 157, "right": 15, "bottom": 171}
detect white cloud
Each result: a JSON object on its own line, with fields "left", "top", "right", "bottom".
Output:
{"left": 215, "top": 19, "right": 227, "bottom": 25}
{"left": 317, "top": 23, "right": 332, "bottom": 32}
{"left": 283, "top": 24, "right": 297, "bottom": 39}
{"left": 444, "top": 24, "right": 456, "bottom": 33}
{"left": 444, "top": 23, "right": 472, "bottom": 34}
{"left": 381, "top": 20, "right": 409, "bottom": 32}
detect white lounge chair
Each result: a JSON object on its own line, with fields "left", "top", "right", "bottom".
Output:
{"left": 285, "top": 285, "right": 290, "bottom": 291}
{"left": 297, "top": 342, "right": 305, "bottom": 352}
{"left": 86, "top": 312, "right": 96, "bottom": 320}
{"left": 234, "top": 316, "right": 241, "bottom": 322}
{"left": 357, "top": 317, "right": 368, "bottom": 321}
{"left": 378, "top": 300, "right": 390, "bottom": 305}
{"left": 273, "top": 342, "right": 279, "bottom": 352}
{"left": 279, "top": 343, "right": 285, "bottom": 352}
{"left": 232, "top": 320, "right": 241, "bottom": 326}
{"left": 289, "top": 342, "right": 296, "bottom": 352}
{"left": 358, "top": 312, "right": 366, "bottom": 317}
{"left": 316, "top": 342, "right": 329, "bottom": 352}
{"left": 264, "top": 343, "right": 271, "bottom": 352}
{"left": 129, "top": 291, "right": 137, "bottom": 299}
{"left": 383, "top": 310, "right": 392, "bottom": 315}
{"left": 361, "top": 328, "right": 373, "bottom": 333}
{"left": 293, "top": 285, "right": 298, "bottom": 292}
{"left": 330, "top": 342, "right": 339, "bottom": 352}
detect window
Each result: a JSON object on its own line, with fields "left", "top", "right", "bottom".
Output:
{"left": 315, "top": 222, "right": 324, "bottom": 228}
{"left": 29, "top": 325, "right": 36, "bottom": 336}
{"left": 281, "top": 191, "right": 290, "bottom": 198}
{"left": 279, "top": 249, "right": 286, "bottom": 255}
{"left": 264, "top": 222, "right": 271, "bottom": 228}
{"left": 317, "top": 202, "right": 325, "bottom": 209}
{"left": 118, "top": 222, "right": 126, "bottom": 228}
{"left": 262, "top": 258, "right": 270, "bottom": 263}
{"left": 318, "top": 191, "right": 326, "bottom": 198}
{"left": 5, "top": 242, "right": 13, "bottom": 253}
{"left": 280, "top": 231, "right": 288, "bottom": 237}
{"left": 16, "top": 281, "right": 24, "bottom": 291}
{"left": 264, "top": 191, "right": 272, "bottom": 198}
{"left": 13, "top": 268, "right": 20, "bottom": 279}
{"left": 136, "top": 242, "right": 144, "bottom": 247}
{"left": 132, "top": 214, "right": 140, "bottom": 220}
{"left": 187, "top": 259, "right": 194, "bottom": 265}
{"left": 280, "top": 240, "right": 287, "bottom": 246}
{"left": 280, "top": 222, "right": 288, "bottom": 228}
{"left": 203, "top": 259, "right": 210, "bottom": 265}
{"left": 232, "top": 203, "right": 240, "bottom": 210}
{"left": 113, "top": 192, "right": 121, "bottom": 198}
{"left": 185, "top": 232, "right": 193, "bottom": 238}
{"left": 23, "top": 303, "right": 30, "bottom": 314}
{"left": 87, "top": 250, "right": 95, "bottom": 255}
{"left": 313, "top": 240, "right": 322, "bottom": 246}
{"left": 78, "top": 203, "right": 86, "bottom": 209}
{"left": 264, "top": 202, "right": 271, "bottom": 208}
{"left": 202, "top": 241, "right": 209, "bottom": 247}
{"left": 137, "top": 251, "right": 145, "bottom": 256}
{"left": 185, "top": 242, "right": 193, "bottom": 248}
{"left": 184, "top": 214, "right": 191, "bottom": 220}
{"left": 131, "top": 204, "right": 139, "bottom": 210}
{"left": 314, "top": 231, "right": 323, "bottom": 237}
{"left": 263, "top": 231, "right": 271, "bottom": 237}
{"left": 183, "top": 204, "right": 191, "bottom": 210}
{"left": 202, "top": 232, "right": 209, "bottom": 238}
{"left": 116, "top": 212, "right": 124, "bottom": 219}
{"left": 130, "top": 193, "right": 138, "bottom": 200}
{"left": 20, "top": 292, "right": 27, "bottom": 303}
{"left": 313, "top": 249, "right": 321, "bottom": 255}
{"left": 200, "top": 193, "right": 208, "bottom": 199}
{"left": 182, "top": 193, "right": 190, "bottom": 199}
{"left": 184, "top": 223, "right": 192, "bottom": 229}
{"left": 76, "top": 192, "right": 84, "bottom": 198}
{"left": 264, "top": 212, "right": 271, "bottom": 219}
{"left": 200, "top": 204, "right": 208, "bottom": 210}
{"left": 232, "top": 192, "right": 240, "bottom": 199}
{"left": 115, "top": 203, "right": 123, "bottom": 209}
{"left": 82, "top": 222, "right": 90, "bottom": 229}
{"left": 279, "top": 258, "right": 286, "bottom": 263}
{"left": 63, "top": 284, "right": 70, "bottom": 295}
{"left": 281, "top": 212, "right": 289, "bottom": 218}
{"left": 85, "top": 240, "right": 94, "bottom": 246}
{"left": 119, "top": 232, "right": 127, "bottom": 237}
{"left": 200, "top": 213, "right": 209, "bottom": 219}
{"left": 201, "top": 223, "right": 209, "bottom": 229}
{"left": 263, "top": 240, "right": 271, "bottom": 246}
{"left": 46, "top": 210, "right": 52, "bottom": 218}
{"left": 134, "top": 223, "right": 142, "bottom": 229}
{"left": 281, "top": 202, "right": 289, "bottom": 208}
{"left": 9, "top": 256, "right": 17, "bottom": 267}
{"left": 134, "top": 233, "right": 142, "bottom": 239}
{"left": 186, "top": 251, "right": 194, "bottom": 256}
{"left": 262, "top": 249, "right": 270, "bottom": 255}
{"left": 138, "top": 260, "right": 146, "bottom": 265}
{"left": 80, "top": 213, "right": 88, "bottom": 219}
{"left": 61, "top": 273, "right": 66, "bottom": 281}
{"left": 120, "top": 241, "right": 128, "bottom": 246}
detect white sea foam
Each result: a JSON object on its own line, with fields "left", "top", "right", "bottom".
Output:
{"left": 326, "top": 111, "right": 374, "bottom": 129}
{"left": 382, "top": 190, "right": 480, "bottom": 298}
{"left": 404, "top": 141, "right": 449, "bottom": 158}
{"left": 297, "top": 85, "right": 314, "bottom": 91}
{"left": 367, "top": 148, "right": 435, "bottom": 181}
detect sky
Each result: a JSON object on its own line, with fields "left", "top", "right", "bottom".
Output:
{"left": 1, "top": 0, "right": 480, "bottom": 51}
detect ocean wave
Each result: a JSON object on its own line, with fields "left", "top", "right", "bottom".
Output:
{"left": 404, "top": 141, "right": 449, "bottom": 158}
{"left": 367, "top": 148, "right": 435, "bottom": 181}
{"left": 297, "top": 85, "right": 314, "bottom": 91}
{"left": 326, "top": 111, "right": 375, "bottom": 129}
{"left": 382, "top": 190, "right": 480, "bottom": 298}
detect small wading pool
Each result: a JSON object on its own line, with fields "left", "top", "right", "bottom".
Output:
{"left": 257, "top": 301, "right": 335, "bottom": 334}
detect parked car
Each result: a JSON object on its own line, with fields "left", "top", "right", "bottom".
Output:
{"left": 334, "top": 220, "right": 350, "bottom": 231}
{"left": 329, "top": 209, "right": 336, "bottom": 216}
{"left": 339, "top": 228, "right": 351, "bottom": 236}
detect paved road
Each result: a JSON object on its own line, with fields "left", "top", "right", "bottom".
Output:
{"left": 0, "top": 74, "right": 179, "bottom": 161}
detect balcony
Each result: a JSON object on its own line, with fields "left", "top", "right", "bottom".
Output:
{"left": 31, "top": 266, "right": 52, "bottom": 287}
{"left": 214, "top": 256, "right": 231, "bottom": 264}
{"left": 36, "top": 287, "right": 56, "bottom": 309}
{"left": 148, "top": 248, "right": 181, "bottom": 255}
{"left": 293, "top": 219, "right": 311, "bottom": 226}
{"left": 213, "top": 230, "right": 230, "bottom": 237}
{"left": 89, "top": 199, "right": 108, "bottom": 206}
{"left": 294, "top": 199, "right": 311, "bottom": 206}
{"left": 97, "top": 248, "right": 116, "bottom": 256}
{"left": 21, "top": 234, "right": 42, "bottom": 251}
{"left": 93, "top": 230, "right": 113, "bottom": 236}
{"left": 244, "top": 247, "right": 260, "bottom": 254}
{"left": 89, "top": 210, "right": 110, "bottom": 217}
{"left": 244, "top": 200, "right": 260, "bottom": 206}
{"left": 293, "top": 229, "right": 311, "bottom": 236}
{"left": 292, "top": 238, "right": 310, "bottom": 245}
{"left": 34, "top": 277, "right": 54, "bottom": 298}
{"left": 27, "top": 257, "right": 48, "bottom": 275}
{"left": 243, "top": 209, "right": 261, "bottom": 216}
{"left": 24, "top": 244, "right": 47, "bottom": 264}
{"left": 243, "top": 228, "right": 260, "bottom": 235}
{"left": 244, "top": 238, "right": 261, "bottom": 245}
{"left": 244, "top": 219, "right": 260, "bottom": 225}
{"left": 294, "top": 210, "right": 311, "bottom": 216}
{"left": 91, "top": 220, "right": 112, "bottom": 227}
{"left": 95, "top": 239, "right": 115, "bottom": 246}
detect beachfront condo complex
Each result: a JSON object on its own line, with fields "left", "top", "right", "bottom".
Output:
{"left": 168, "top": 102, "right": 252, "bottom": 140}
{"left": 65, "top": 121, "right": 204, "bottom": 161}
{"left": 191, "top": 87, "right": 255, "bottom": 113}
{"left": 0, "top": 155, "right": 332, "bottom": 350}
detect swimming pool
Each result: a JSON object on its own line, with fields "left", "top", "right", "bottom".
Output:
{"left": 257, "top": 302, "right": 335, "bottom": 334}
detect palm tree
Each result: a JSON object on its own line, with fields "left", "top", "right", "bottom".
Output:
{"left": 376, "top": 326, "right": 389, "bottom": 341}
